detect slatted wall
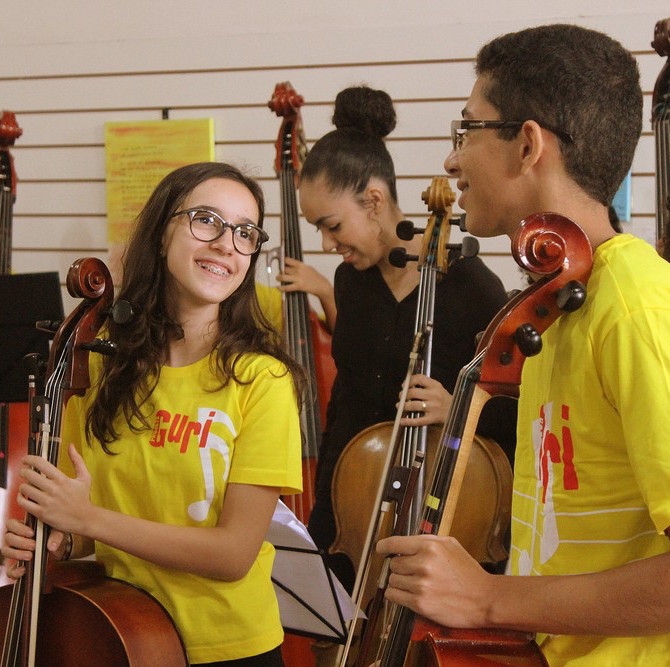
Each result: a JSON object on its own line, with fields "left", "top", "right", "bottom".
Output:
{"left": 0, "top": 5, "right": 665, "bottom": 314}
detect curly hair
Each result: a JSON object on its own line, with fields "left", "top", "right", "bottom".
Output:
{"left": 87, "top": 162, "right": 305, "bottom": 449}
{"left": 475, "top": 24, "right": 642, "bottom": 207}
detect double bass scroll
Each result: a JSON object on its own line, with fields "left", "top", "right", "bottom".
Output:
{"left": 268, "top": 81, "right": 336, "bottom": 525}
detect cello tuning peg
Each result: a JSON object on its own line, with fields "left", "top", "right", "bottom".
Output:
{"left": 556, "top": 280, "right": 587, "bottom": 312}
{"left": 81, "top": 339, "right": 118, "bottom": 356}
{"left": 513, "top": 323, "right": 543, "bottom": 357}
{"left": 461, "top": 236, "right": 480, "bottom": 257}
{"left": 389, "top": 247, "right": 410, "bottom": 267}
{"left": 109, "top": 300, "right": 135, "bottom": 324}
{"left": 449, "top": 214, "right": 468, "bottom": 232}
{"left": 35, "top": 319, "right": 62, "bottom": 334}
{"left": 22, "top": 352, "right": 47, "bottom": 377}
{"left": 446, "top": 236, "right": 479, "bottom": 258}
{"left": 395, "top": 220, "right": 423, "bottom": 240}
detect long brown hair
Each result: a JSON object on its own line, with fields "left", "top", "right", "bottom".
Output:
{"left": 88, "top": 162, "right": 305, "bottom": 449}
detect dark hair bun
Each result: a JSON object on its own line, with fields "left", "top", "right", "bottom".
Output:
{"left": 332, "top": 85, "right": 396, "bottom": 138}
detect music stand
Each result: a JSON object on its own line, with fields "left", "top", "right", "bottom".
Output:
{"left": 266, "top": 501, "right": 359, "bottom": 642}
{"left": 0, "top": 272, "right": 64, "bottom": 403}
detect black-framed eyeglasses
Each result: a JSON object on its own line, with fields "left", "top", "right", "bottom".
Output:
{"left": 451, "top": 119, "right": 574, "bottom": 151}
{"left": 171, "top": 208, "right": 269, "bottom": 255}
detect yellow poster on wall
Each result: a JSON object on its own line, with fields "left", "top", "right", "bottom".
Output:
{"left": 105, "top": 118, "right": 214, "bottom": 280}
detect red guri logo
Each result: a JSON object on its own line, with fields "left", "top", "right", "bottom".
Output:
{"left": 538, "top": 403, "right": 578, "bottom": 502}
{"left": 149, "top": 409, "right": 218, "bottom": 452}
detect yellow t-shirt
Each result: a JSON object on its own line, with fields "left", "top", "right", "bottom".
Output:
{"left": 511, "top": 235, "right": 670, "bottom": 665}
{"left": 61, "top": 352, "right": 302, "bottom": 663}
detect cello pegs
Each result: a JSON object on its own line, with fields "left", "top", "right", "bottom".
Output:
{"left": 446, "top": 236, "right": 479, "bottom": 258}
{"left": 389, "top": 247, "right": 418, "bottom": 267}
{"left": 460, "top": 236, "right": 480, "bottom": 257}
{"left": 449, "top": 214, "right": 468, "bottom": 232}
{"left": 513, "top": 322, "right": 543, "bottom": 357}
{"left": 395, "top": 220, "right": 423, "bottom": 240}
{"left": 109, "top": 299, "right": 135, "bottom": 324}
{"left": 81, "top": 339, "right": 118, "bottom": 356}
{"left": 556, "top": 280, "right": 587, "bottom": 312}
{"left": 22, "top": 352, "right": 47, "bottom": 378}
{"left": 36, "top": 319, "right": 62, "bottom": 335}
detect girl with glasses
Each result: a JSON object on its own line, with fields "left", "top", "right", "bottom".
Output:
{"left": 2, "top": 162, "right": 305, "bottom": 666}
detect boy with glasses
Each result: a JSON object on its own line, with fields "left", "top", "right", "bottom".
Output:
{"left": 378, "top": 23, "right": 670, "bottom": 665}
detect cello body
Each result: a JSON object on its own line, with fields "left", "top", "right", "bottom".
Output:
{"left": 409, "top": 621, "right": 548, "bottom": 666}
{"left": 0, "top": 561, "right": 187, "bottom": 667}
{"left": 332, "top": 423, "right": 512, "bottom": 603}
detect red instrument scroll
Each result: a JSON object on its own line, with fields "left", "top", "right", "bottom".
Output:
{"left": 0, "top": 112, "right": 24, "bottom": 589}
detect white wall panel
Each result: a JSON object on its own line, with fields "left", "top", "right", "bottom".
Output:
{"left": 1, "top": 2, "right": 668, "bottom": 311}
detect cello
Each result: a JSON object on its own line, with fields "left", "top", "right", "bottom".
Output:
{"left": 652, "top": 17, "right": 670, "bottom": 262}
{"left": 365, "top": 213, "right": 593, "bottom": 666}
{"left": 268, "top": 81, "right": 336, "bottom": 523}
{"left": 332, "top": 177, "right": 513, "bottom": 665}
{"left": 0, "top": 257, "right": 187, "bottom": 666}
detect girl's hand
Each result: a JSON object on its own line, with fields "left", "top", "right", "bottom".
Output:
{"left": 398, "top": 374, "right": 452, "bottom": 426}
{"left": 276, "top": 257, "right": 337, "bottom": 331}
{"left": 17, "top": 444, "right": 93, "bottom": 537}
{"left": 1, "top": 517, "right": 36, "bottom": 579}
{"left": 276, "top": 257, "right": 331, "bottom": 298}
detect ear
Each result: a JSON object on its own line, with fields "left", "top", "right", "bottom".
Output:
{"left": 518, "top": 120, "right": 546, "bottom": 174}
{"left": 364, "top": 183, "right": 386, "bottom": 214}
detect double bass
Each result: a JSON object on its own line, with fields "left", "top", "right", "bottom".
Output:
{"left": 652, "top": 17, "right": 670, "bottom": 261}
{"left": 364, "top": 213, "right": 593, "bottom": 666}
{"left": 0, "top": 112, "right": 25, "bottom": 589}
{"left": 332, "top": 178, "right": 513, "bottom": 665}
{"left": 268, "top": 82, "right": 337, "bottom": 667}
{"left": 0, "top": 258, "right": 187, "bottom": 666}
{"left": 268, "top": 81, "right": 336, "bottom": 523}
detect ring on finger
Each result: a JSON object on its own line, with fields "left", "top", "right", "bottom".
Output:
{"left": 421, "top": 400, "right": 427, "bottom": 411}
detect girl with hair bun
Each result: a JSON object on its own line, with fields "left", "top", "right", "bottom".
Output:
{"left": 277, "top": 86, "right": 517, "bottom": 598}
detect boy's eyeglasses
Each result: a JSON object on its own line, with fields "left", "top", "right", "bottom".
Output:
{"left": 451, "top": 119, "right": 574, "bottom": 151}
